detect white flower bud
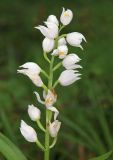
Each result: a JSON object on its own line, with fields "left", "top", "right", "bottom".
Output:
{"left": 17, "top": 62, "right": 43, "bottom": 87}
{"left": 62, "top": 54, "right": 82, "bottom": 69}
{"left": 35, "top": 22, "right": 58, "bottom": 39}
{"left": 66, "top": 32, "right": 86, "bottom": 49}
{"left": 58, "top": 45, "right": 68, "bottom": 59}
{"left": 20, "top": 120, "right": 37, "bottom": 142}
{"left": 28, "top": 104, "right": 41, "bottom": 121}
{"left": 18, "top": 62, "right": 41, "bottom": 74}
{"left": 51, "top": 49, "right": 59, "bottom": 56}
{"left": 47, "top": 15, "right": 59, "bottom": 26}
{"left": 60, "top": 8, "right": 73, "bottom": 25}
{"left": 58, "top": 70, "right": 81, "bottom": 86}
{"left": 58, "top": 37, "right": 66, "bottom": 46}
{"left": 44, "top": 90, "right": 57, "bottom": 108}
{"left": 42, "top": 37, "right": 54, "bottom": 53}
{"left": 49, "top": 120, "right": 61, "bottom": 138}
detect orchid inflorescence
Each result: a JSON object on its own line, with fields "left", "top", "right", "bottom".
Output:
{"left": 17, "top": 8, "right": 86, "bottom": 160}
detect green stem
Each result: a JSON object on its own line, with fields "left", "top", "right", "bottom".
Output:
{"left": 36, "top": 140, "right": 45, "bottom": 151}
{"left": 59, "top": 25, "right": 65, "bottom": 33}
{"left": 49, "top": 137, "right": 57, "bottom": 149}
{"left": 41, "top": 69, "right": 49, "bottom": 79}
{"left": 44, "top": 52, "right": 50, "bottom": 63}
{"left": 53, "top": 62, "right": 62, "bottom": 71}
{"left": 44, "top": 109, "right": 50, "bottom": 160}
{"left": 58, "top": 34, "right": 67, "bottom": 40}
{"left": 53, "top": 80, "right": 59, "bottom": 89}
{"left": 48, "top": 55, "right": 55, "bottom": 89}
{"left": 42, "top": 84, "right": 48, "bottom": 93}
{"left": 36, "top": 120, "right": 46, "bottom": 132}
{"left": 44, "top": 55, "right": 55, "bottom": 160}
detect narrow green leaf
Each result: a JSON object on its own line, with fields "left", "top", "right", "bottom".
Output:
{"left": 0, "top": 110, "right": 17, "bottom": 144}
{"left": 89, "top": 151, "right": 112, "bottom": 160}
{"left": 0, "top": 133, "right": 27, "bottom": 160}
{"left": 79, "top": 115, "right": 106, "bottom": 154}
{"left": 97, "top": 108, "right": 113, "bottom": 149}
{"left": 61, "top": 116, "right": 99, "bottom": 151}
{"left": 60, "top": 132, "right": 91, "bottom": 149}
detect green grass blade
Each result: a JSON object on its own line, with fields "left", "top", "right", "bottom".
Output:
{"left": 61, "top": 116, "right": 100, "bottom": 151}
{"left": 97, "top": 108, "right": 113, "bottom": 149}
{"left": 60, "top": 132, "right": 91, "bottom": 149}
{"left": 80, "top": 116, "right": 106, "bottom": 154}
{"left": 0, "top": 133, "right": 27, "bottom": 160}
{"left": 89, "top": 150, "right": 112, "bottom": 160}
{"left": 0, "top": 110, "right": 17, "bottom": 144}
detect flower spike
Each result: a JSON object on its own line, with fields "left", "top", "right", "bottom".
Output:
{"left": 18, "top": 8, "right": 86, "bottom": 158}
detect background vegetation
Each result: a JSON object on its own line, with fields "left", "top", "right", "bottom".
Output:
{"left": 0, "top": 0, "right": 113, "bottom": 159}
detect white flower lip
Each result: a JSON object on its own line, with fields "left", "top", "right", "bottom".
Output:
{"left": 47, "top": 15, "right": 59, "bottom": 26}
{"left": 28, "top": 104, "right": 41, "bottom": 121}
{"left": 58, "top": 70, "right": 81, "bottom": 86}
{"left": 52, "top": 45, "right": 68, "bottom": 58}
{"left": 66, "top": 32, "right": 86, "bottom": 50}
{"left": 48, "top": 120, "right": 61, "bottom": 138}
{"left": 44, "top": 90, "right": 57, "bottom": 108}
{"left": 60, "top": 7, "right": 73, "bottom": 25}
{"left": 17, "top": 62, "right": 43, "bottom": 87}
{"left": 42, "top": 37, "right": 54, "bottom": 53}
{"left": 58, "top": 45, "right": 68, "bottom": 59}
{"left": 20, "top": 120, "right": 37, "bottom": 142}
{"left": 62, "top": 53, "right": 82, "bottom": 70}
{"left": 35, "top": 21, "right": 58, "bottom": 39}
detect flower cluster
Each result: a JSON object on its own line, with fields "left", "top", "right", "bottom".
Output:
{"left": 17, "top": 7, "right": 86, "bottom": 156}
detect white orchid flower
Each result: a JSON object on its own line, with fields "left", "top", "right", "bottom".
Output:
{"left": 58, "top": 45, "right": 68, "bottom": 59}
{"left": 60, "top": 8, "right": 73, "bottom": 25}
{"left": 34, "top": 91, "right": 59, "bottom": 120}
{"left": 42, "top": 37, "right": 54, "bottom": 53}
{"left": 35, "top": 22, "right": 58, "bottom": 39}
{"left": 20, "top": 120, "right": 37, "bottom": 142}
{"left": 44, "top": 90, "right": 57, "bottom": 108}
{"left": 28, "top": 104, "right": 41, "bottom": 121}
{"left": 17, "top": 62, "right": 43, "bottom": 87}
{"left": 62, "top": 53, "right": 82, "bottom": 69}
{"left": 51, "top": 45, "right": 68, "bottom": 59}
{"left": 17, "top": 62, "right": 41, "bottom": 74}
{"left": 47, "top": 15, "right": 59, "bottom": 26}
{"left": 58, "top": 37, "right": 67, "bottom": 46}
{"left": 34, "top": 90, "right": 57, "bottom": 108}
{"left": 48, "top": 120, "right": 61, "bottom": 138}
{"left": 66, "top": 32, "right": 86, "bottom": 50}
{"left": 58, "top": 70, "right": 81, "bottom": 86}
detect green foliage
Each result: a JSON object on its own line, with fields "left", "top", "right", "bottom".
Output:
{"left": 89, "top": 151, "right": 112, "bottom": 160}
{"left": 0, "top": 133, "right": 27, "bottom": 160}
{"left": 60, "top": 107, "right": 113, "bottom": 159}
{"left": 0, "top": 0, "right": 113, "bottom": 159}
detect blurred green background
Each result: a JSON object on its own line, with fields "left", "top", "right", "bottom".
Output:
{"left": 0, "top": 0, "right": 113, "bottom": 160}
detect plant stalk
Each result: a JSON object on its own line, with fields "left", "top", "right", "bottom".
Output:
{"left": 44, "top": 55, "right": 55, "bottom": 160}
{"left": 44, "top": 109, "right": 50, "bottom": 160}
